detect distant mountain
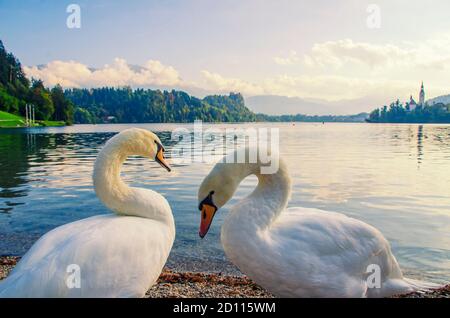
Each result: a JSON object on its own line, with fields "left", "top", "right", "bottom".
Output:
{"left": 245, "top": 95, "right": 379, "bottom": 116}
{"left": 427, "top": 94, "right": 450, "bottom": 105}
{"left": 256, "top": 112, "right": 369, "bottom": 123}
{"left": 245, "top": 95, "right": 334, "bottom": 115}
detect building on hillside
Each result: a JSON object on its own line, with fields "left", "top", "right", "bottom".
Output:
{"left": 407, "top": 82, "right": 425, "bottom": 111}
{"left": 408, "top": 95, "right": 418, "bottom": 111}
{"left": 419, "top": 82, "right": 425, "bottom": 105}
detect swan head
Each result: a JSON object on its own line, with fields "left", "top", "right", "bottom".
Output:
{"left": 197, "top": 163, "right": 240, "bottom": 238}
{"left": 108, "top": 128, "right": 171, "bottom": 172}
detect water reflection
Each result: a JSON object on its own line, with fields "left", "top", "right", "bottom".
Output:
{"left": 417, "top": 125, "right": 424, "bottom": 166}
{"left": 0, "top": 133, "right": 33, "bottom": 202}
{"left": 0, "top": 123, "right": 449, "bottom": 282}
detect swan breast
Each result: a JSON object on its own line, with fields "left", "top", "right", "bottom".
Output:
{"left": 1, "top": 214, "right": 174, "bottom": 297}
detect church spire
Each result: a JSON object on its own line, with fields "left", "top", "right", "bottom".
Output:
{"left": 419, "top": 81, "right": 425, "bottom": 105}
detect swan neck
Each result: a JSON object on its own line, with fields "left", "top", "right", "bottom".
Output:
{"left": 227, "top": 160, "right": 291, "bottom": 230}
{"left": 93, "top": 139, "right": 172, "bottom": 225}
{"left": 93, "top": 142, "right": 131, "bottom": 214}
{"left": 251, "top": 161, "right": 291, "bottom": 228}
{"left": 221, "top": 159, "right": 291, "bottom": 261}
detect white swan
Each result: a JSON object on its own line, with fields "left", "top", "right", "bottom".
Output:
{"left": 197, "top": 147, "right": 437, "bottom": 297}
{"left": 0, "top": 128, "right": 174, "bottom": 297}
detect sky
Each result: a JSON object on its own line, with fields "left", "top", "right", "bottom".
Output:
{"left": 1, "top": 0, "right": 450, "bottom": 112}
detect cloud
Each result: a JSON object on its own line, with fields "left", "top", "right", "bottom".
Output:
{"left": 23, "top": 34, "right": 450, "bottom": 108}
{"left": 201, "top": 70, "right": 379, "bottom": 100}
{"left": 201, "top": 70, "right": 265, "bottom": 96}
{"left": 304, "top": 39, "right": 415, "bottom": 69}
{"left": 419, "top": 57, "right": 450, "bottom": 71}
{"left": 200, "top": 70, "right": 434, "bottom": 103}
{"left": 261, "top": 75, "right": 417, "bottom": 101}
{"left": 24, "top": 58, "right": 182, "bottom": 88}
{"left": 274, "top": 50, "right": 300, "bottom": 65}
{"left": 303, "top": 37, "right": 450, "bottom": 71}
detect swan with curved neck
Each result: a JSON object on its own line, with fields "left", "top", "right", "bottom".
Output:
{"left": 0, "top": 128, "right": 174, "bottom": 297}
{"left": 198, "top": 147, "right": 437, "bottom": 297}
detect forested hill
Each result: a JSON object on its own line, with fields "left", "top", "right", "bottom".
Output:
{"left": 0, "top": 40, "right": 74, "bottom": 125}
{"left": 65, "top": 87, "right": 369, "bottom": 124}
{"left": 65, "top": 88, "right": 257, "bottom": 124}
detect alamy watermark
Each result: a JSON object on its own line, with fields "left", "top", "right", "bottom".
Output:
{"left": 366, "top": 264, "right": 381, "bottom": 289}
{"left": 66, "top": 264, "right": 81, "bottom": 289}
{"left": 169, "top": 120, "right": 279, "bottom": 174}
{"left": 366, "top": 4, "right": 381, "bottom": 29}
{"left": 66, "top": 4, "right": 81, "bottom": 29}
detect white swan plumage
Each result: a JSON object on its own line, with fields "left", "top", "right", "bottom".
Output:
{"left": 197, "top": 147, "right": 438, "bottom": 298}
{"left": 0, "top": 128, "right": 175, "bottom": 297}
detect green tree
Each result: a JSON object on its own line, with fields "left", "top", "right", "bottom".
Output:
{"left": 74, "top": 107, "right": 94, "bottom": 124}
{"left": 29, "top": 79, "right": 54, "bottom": 120}
{"left": 51, "top": 84, "right": 74, "bottom": 124}
{"left": 0, "top": 39, "right": 74, "bottom": 126}
{"left": 367, "top": 100, "right": 450, "bottom": 123}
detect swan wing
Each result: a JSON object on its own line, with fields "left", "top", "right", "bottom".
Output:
{"left": 0, "top": 214, "right": 174, "bottom": 298}
{"left": 258, "top": 207, "right": 403, "bottom": 297}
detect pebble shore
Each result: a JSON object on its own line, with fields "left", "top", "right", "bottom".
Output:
{"left": 1, "top": 256, "right": 448, "bottom": 298}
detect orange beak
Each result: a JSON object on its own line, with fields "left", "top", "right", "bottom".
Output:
{"left": 199, "top": 204, "right": 217, "bottom": 238}
{"left": 155, "top": 144, "right": 171, "bottom": 172}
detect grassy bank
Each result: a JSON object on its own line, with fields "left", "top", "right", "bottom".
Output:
{"left": 0, "top": 111, "right": 66, "bottom": 128}
{"left": 0, "top": 111, "right": 24, "bottom": 127}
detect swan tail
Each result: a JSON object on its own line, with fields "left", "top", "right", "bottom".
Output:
{"left": 402, "top": 277, "right": 441, "bottom": 292}
{"left": 369, "top": 277, "right": 441, "bottom": 298}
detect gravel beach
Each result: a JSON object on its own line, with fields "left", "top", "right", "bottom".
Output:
{"left": 1, "top": 256, "right": 448, "bottom": 298}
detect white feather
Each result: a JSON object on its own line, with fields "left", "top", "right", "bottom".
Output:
{"left": 199, "top": 147, "right": 440, "bottom": 298}
{"left": 0, "top": 128, "right": 175, "bottom": 298}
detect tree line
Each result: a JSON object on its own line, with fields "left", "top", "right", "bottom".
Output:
{"left": 65, "top": 88, "right": 256, "bottom": 124}
{"left": 0, "top": 40, "right": 74, "bottom": 124}
{"left": 256, "top": 112, "right": 368, "bottom": 123}
{"left": 65, "top": 87, "right": 371, "bottom": 124}
{"left": 367, "top": 100, "right": 450, "bottom": 123}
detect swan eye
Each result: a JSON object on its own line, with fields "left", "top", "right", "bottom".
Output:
{"left": 154, "top": 140, "right": 166, "bottom": 153}
{"left": 199, "top": 191, "right": 217, "bottom": 211}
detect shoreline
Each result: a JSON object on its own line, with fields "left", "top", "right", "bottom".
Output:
{"left": 1, "top": 256, "right": 448, "bottom": 298}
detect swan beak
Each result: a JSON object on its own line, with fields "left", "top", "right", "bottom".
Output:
{"left": 199, "top": 204, "right": 216, "bottom": 238}
{"left": 155, "top": 145, "right": 171, "bottom": 172}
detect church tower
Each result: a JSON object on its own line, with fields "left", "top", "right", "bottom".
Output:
{"left": 419, "top": 82, "right": 425, "bottom": 105}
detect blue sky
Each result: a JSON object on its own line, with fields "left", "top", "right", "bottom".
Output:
{"left": 1, "top": 0, "right": 450, "bottom": 111}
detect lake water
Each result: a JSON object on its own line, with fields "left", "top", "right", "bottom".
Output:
{"left": 0, "top": 123, "right": 449, "bottom": 283}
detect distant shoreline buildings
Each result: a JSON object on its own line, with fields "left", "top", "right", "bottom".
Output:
{"left": 367, "top": 80, "right": 450, "bottom": 123}
{"left": 407, "top": 82, "right": 425, "bottom": 111}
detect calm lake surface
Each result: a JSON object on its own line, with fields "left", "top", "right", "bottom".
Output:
{"left": 0, "top": 123, "right": 449, "bottom": 283}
